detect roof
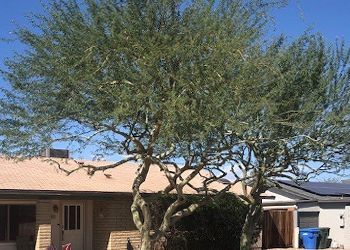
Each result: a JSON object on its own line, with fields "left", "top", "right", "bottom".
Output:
{"left": 279, "top": 180, "right": 350, "bottom": 196}
{"left": 276, "top": 180, "right": 350, "bottom": 202}
{"left": 0, "top": 157, "right": 243, "bottom": 197}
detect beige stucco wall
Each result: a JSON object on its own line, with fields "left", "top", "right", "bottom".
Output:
{"left": 319, "top": 203, "right": 345, "bottom": 248}
{"left": 319, "top": 203, "right": 345, "bottom": 247}
{"left": 93, "top": 196, "right": 141, "bottom": 250}
{"left": 343, "top": 205, "right": 350, "bottom": 249}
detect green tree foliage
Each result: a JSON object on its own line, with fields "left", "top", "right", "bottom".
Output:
{"left": 0, "top": 0, "right": 287, "bottom": 249}
{"left": 0, "top": 0, "right": 280, "bottom": 157}
{"left": 228, "top": 35, "right": 350, "bottom": 249}
{"left": 1, "top": 0, "right": 349, "bottom": 249}
{"left": 150, "top": 193, "right": 253, "bottom": 250}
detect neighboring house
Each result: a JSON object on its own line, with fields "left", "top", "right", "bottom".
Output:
{"left": 0, "top": 150, "right": 226, "bottom": 250}
{"left": 262, "top": 180, "right": 350, "bottom": 249}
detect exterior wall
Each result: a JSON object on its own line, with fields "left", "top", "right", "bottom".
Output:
{"left": 85, "top": 200, "right": 94, "bottom": 250}
{"left": 262, "top": 189, "right": 297, "bottom": 204}
{"left": 344, "top": 205, "right": 350, "bottom": 249}
{"left": 319, "top": 203, "right": 345, "bottom": 248}
{"left": 264, "top": 187, "right": 350, "bottom": 249}
{"left": 93, "top": 196, "right": 141, "bottom": 250}
{"left": 263, "top": 195, "right": 350, "bottom": 248}
{"left": 265, "top": 201, "right": 349, "bottom": 248}
{"left": 297, "top": 202, "right": 320, "bottom": 212}
{"left": 0, "top": 197, "right": 138, "bottom": 250}
{"left": 50, "top": 200, "right": 60, "bottom": 249}
{"left": 35, "top": 201, "right": 52, "bottom": 250}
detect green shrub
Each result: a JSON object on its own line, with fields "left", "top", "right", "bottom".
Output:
{"left": 150, "top": 193, "right": 250, "bottom": 250}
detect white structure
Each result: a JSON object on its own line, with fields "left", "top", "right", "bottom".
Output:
{"left": 262, "top": 181, "right": 350, "bottom": 249}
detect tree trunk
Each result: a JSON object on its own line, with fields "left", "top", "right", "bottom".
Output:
{"left": 240, "top": 202, "right": 262, "bottom": 250}
{"left": 140, "top": 232, "right": 154, "bottom": 250}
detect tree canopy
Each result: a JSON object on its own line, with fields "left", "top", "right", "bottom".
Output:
{"left": 228, "top": 35, "right": 350, "bottom": 249}
{"left": 1, "top": 0, "right": 349, "bottom": 249}
{"left": 0, "top": 0, "right": 281, "bottom": 157}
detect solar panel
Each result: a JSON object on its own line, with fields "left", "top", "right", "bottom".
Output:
{"left": 279, "top": 180, "right": 350, "bottom": 196}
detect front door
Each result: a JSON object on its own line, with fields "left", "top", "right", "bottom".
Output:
{"left": 62, "top": 203, "right": 84, "bottom": 250}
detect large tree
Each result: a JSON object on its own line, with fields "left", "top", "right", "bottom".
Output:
{"left": 0, "top": 0, "right": 285, "bottom": 249}
{"left": 2, "top": 1, "right": 349, "bottom": 249}
{"left": 227, "top": 35, "right": 350, "bottom": 249}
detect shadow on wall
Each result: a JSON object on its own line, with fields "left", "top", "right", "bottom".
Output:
{"left": 127, "top": 238, "right": 134, "bottom": 250}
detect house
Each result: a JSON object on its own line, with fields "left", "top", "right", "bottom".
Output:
{"left": 262, "top": 180, "right": 350, "bottom": 249}
{"left": 0, "top": 150, "right": 227, "bottom": 250}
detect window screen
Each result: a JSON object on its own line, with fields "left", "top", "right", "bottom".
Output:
{"left": 9, "top": 205, "right": 36, "bottom": 240}
{"left": 0, "top": 205, "right": 8, "bottom": 241}
{"left": 0, "top": 205, "right": 35, "bottom": 241}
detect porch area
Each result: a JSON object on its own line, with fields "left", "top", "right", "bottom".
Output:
{"left": 0, "top": 195, "right": 141, "bottom": 250}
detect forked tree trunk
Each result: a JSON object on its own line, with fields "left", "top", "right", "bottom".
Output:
{"left": 130, "top": 159, "right": 155, "bottom": 250}
{"left": 240, "top": 202, "right": 262, "bottom": 250}
{"left": 140, "top": 232, "right": 154, "bottom": 250}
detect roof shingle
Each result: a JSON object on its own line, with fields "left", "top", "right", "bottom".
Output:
{"left": 0, "top": 157, "right": 242, "bottom": 195}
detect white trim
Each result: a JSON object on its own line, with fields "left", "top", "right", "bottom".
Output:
{"left": 263, "top": 205, "right": 297, "bottom": 210}
{"left": 293, "top": 210, "right": 299, "bottom": 248}
{"left": 61, "top": 201, "right": 85, "bottom": 250}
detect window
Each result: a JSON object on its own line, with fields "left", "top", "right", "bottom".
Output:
{"left": 63, "top": 205, "right": 81, "bottom": 230}
{"left": 0, "top": 206, "right": 8, "bottom": 241}
{"left": 0, "top": 205, "right": 36, "bottom": 241}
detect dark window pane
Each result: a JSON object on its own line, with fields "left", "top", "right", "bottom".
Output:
{"left": 77, "top": 206, "right": 80, "bottom": 230}
{"left": 9, "top": 205, "right": 35, "bottom": 241}
{"left": 69, "top": 206, "right": 76, "bottom": 230}
{"left": 64, "top": 206, "right": 68, "bottom": 230}
{"left": 0, "top": 205, "right": 8, "bottom": 240}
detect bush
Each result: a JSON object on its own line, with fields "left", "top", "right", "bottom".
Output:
{"left": 149, "top": 193, "right": 250, "bottom": 250}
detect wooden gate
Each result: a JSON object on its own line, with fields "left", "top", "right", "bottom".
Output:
{"left": 262, "top": 209, "right": 294, "bottom": 249}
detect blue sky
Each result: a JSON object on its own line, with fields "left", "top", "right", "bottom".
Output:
{"left": 0, "top": 0, "right": 349, "bottom": 179}
{"left": 0, "top": 0, "right": 43, "bottom": 70}
{"left": 269, "top": 0, "right": 350, "bottom": 42}
{"left": 2, "top": 0, "right": 350, "bottom": 81}
{"left": 2, "top": 0, "right": 350, "bottom": 87}
{"left": 1, "top": 0, "right": 350, "bottom": 69}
